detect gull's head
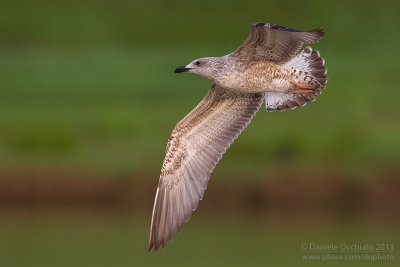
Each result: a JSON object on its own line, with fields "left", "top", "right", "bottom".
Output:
{"left": 174, "top": 57, "right": 220, "bottom": 80}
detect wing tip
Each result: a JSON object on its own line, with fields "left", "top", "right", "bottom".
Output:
{"left": 148, "top": 236, "right": 162, "bottom": 252}
{"left": 309, "top": 28, "right": 325, "bottom": 40}
{"left": 148, "top": 241, "right": 158, "bottom": 252}
{"left": 251, "top": 22, "right": 325, "bottom": 40}
{"left": 252, "top": 22, "right": 267, "bottom": 27}
{"left": 252, "top": 22, "right": 304, "bottom": 32}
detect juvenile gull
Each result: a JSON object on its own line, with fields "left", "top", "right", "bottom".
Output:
{"left": 148, "top": 22, "right": 327, "bottom": 251}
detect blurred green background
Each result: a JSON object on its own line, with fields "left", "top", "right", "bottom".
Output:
{"left": 1, "top": 0, "right": 400, "bottom": 266}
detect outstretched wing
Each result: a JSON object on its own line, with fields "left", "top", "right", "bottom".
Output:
{"left": 233, "top": 22, "right": 324, "bottom": 64}
{"left": 149, "top": 84, "right": 263, "bottom": 251}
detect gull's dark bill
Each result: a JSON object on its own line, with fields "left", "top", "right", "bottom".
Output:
{"left": 174, "top": 66, "right": 191, "bottom": 73}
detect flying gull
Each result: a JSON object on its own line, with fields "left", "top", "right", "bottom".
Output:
{"left": 148, "top": 22, "right": 327, "bottom": 251}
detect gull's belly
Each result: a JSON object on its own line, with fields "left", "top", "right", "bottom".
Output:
{"left": 217, "top": 62, "right": 292, "bottom": 93}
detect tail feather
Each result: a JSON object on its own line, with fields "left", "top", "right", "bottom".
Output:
{"left": 265, "top": 47, "right": 327, "bottom": 112}
{"left": 286, "top": 46, "right": 327, "bottom": 89}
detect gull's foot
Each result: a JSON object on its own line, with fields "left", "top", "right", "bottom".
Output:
{"left": 287, "top": 79, "right": 318, "bottom": 94}
{"left": 287, "top": 88, "right": 315, "bottom": 94}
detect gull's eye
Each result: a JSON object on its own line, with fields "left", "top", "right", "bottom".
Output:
{"left": 195, "top": 61, "right": 201, "bottom": 66}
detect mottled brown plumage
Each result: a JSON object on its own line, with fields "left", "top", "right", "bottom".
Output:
{"left": 149, "top": 86, "right": 263, "bottom": 250}
{"left": 149, "top": 22, "right": 327, "bottom": 251}
{"left": 234, "top": 23, "right": 324, "bottom": 63}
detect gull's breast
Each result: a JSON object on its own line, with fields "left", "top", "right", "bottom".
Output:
{"left": 217, "top": 61, "right": 284, "bottom": 93}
